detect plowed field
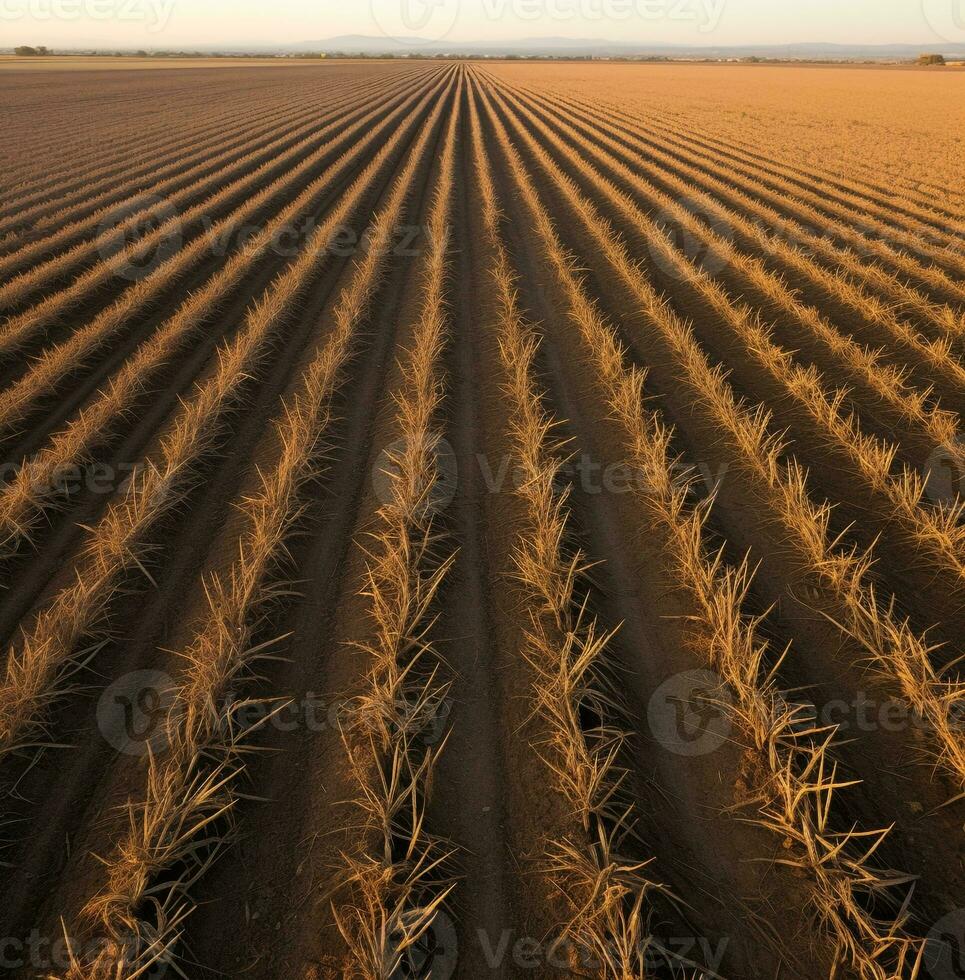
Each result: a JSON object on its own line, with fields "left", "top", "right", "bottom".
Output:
{"left": 2, "top": 59, "right": 965, "bottom": 980}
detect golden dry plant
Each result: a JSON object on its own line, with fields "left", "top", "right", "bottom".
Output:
{"left": 468, "top": 84, "right": 677, "bottom": 980}
{"left": 335, "top": 77, "right": 460, "bottom": 978}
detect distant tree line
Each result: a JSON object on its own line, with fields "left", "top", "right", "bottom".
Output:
{"left": 8, "top": 47, "right": 955, "bottom": 65}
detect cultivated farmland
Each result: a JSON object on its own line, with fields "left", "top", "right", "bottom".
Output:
{"left": 1, "top": 59, "right": 964, "bottom": 979}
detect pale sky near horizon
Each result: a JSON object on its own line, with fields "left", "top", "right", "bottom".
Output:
{"left": 1, "top": 0, "right": 961, "bottom": 49}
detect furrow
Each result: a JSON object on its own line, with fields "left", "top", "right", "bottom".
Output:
{"left": 486, "top": 73, "right": 965, "bottom": 630}
{"left": 503, "top": 82, "right": 965, "bottom": 412}
{"left": 0, "top": 68, "right": 442, "bottom": 365}
{"left": 0, "top": 67, "right": 423, "bottom": 244}
{"left": 45, "top": 69, "right": 456, "bottom": 980}
{"left": 334, "top": 76, "right": 460, "bottom": 978}
{"left": 474, "top": 69, "right": 965, "bottom": 822}
{"left": 509, "top": 76, "right": 965, "bottom": 314}
{"left": 476, "top": 68, "right": 926, "bottom": 979}
{"left": 0, "top": 67, "right": 452, "bottom": 766}
{"left": 0, "top": 69, "right": 448, "bottom": 444}
{"left": 467, "top": 75, "right": 676, "bottom": 979}
{"left": 0, "top": 68, "right": 409, "bottom": 301}
{"left": 555, "top": 87, "right": 965, "bottom": 289}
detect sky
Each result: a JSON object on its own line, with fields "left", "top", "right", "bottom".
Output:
{"left": 2, "top": 0, "right": 963, "bottom": 49}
